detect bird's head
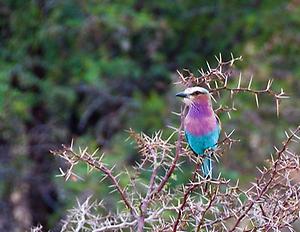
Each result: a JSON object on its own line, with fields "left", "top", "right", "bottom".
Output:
{"left": 176, "top": 87, "right": 211, "bottom": 106}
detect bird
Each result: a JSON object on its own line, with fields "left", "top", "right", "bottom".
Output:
{"left": 176, "top": 86, "right": 221, "bottom": 178}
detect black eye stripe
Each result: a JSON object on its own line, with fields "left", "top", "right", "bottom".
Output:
{"left": 191, "top": 91, "right": 202, "bottom": 95}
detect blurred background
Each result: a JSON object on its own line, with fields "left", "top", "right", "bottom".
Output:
{"left": 1, "top": 0, "right": 300, "bottom": 231}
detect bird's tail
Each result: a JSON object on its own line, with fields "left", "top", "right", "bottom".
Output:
{"left": 201, "top": 155, "right": 212, "bottom": 179}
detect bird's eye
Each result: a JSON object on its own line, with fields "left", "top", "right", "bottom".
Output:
{"left": 191, "top": 91, "right": 201, "bottom": 95}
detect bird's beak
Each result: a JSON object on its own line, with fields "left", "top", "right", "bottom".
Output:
{"left": 176, "top": 92, "right": 188, "bottom": 98}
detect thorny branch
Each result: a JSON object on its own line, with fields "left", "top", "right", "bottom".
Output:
{"left": 47, "top": 55, "right": 299, "bottom": 232}
{"left": 229, "top": 126, "right": 300, "bottom": 231}
{"left": 153, "top": 106, "right": 187, "bottom": 196}
{"left": 172, "top": 183, "right": 199, "bottom": 232}
{"left": 176, "top": 53, "right": 243, "bottom": 87}
{"left": 177, "top": 53, "right": 288, "bottom": 117}
{"left": 51, "top": 145, "right": 138, "bottom": 217}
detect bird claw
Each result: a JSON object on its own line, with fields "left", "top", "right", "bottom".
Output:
{"left": 204, "top": 148, "right": 214, "bottom": 156}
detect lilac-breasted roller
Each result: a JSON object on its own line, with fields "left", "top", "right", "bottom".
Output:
{"left": 176, "top": 87, "right": 221, "bottom": 178}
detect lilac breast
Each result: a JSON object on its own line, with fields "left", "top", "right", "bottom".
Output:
{"left": 184, "top": 101, "right": 217, "bottom": 136}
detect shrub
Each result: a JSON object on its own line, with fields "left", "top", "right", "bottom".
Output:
{"left": 49, "top": 55, "right": 299, "bottom": 232}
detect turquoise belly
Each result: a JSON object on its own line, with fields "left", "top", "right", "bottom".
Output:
{"left": 185, "top": 127, "right": 220, "bottom": 155}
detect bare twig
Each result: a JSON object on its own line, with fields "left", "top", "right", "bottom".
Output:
{"left": 229, "top": 126, "right": 300, "bottom": 231}
{"left": 51, "top": 146, "right": 138, "bottom": 217}
{"left": 51, "top": 55, "right": 299, "bottom": 232}
{"left": 153, "top": 106, "right": 187, "bottom": 196}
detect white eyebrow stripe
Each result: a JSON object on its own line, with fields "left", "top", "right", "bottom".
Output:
{"left": 184, "top": 87, "right": 209, "bottom": 95}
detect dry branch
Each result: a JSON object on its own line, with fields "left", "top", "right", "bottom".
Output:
{"left": 49, "top": 55, "right": 298, "bottom": 232}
